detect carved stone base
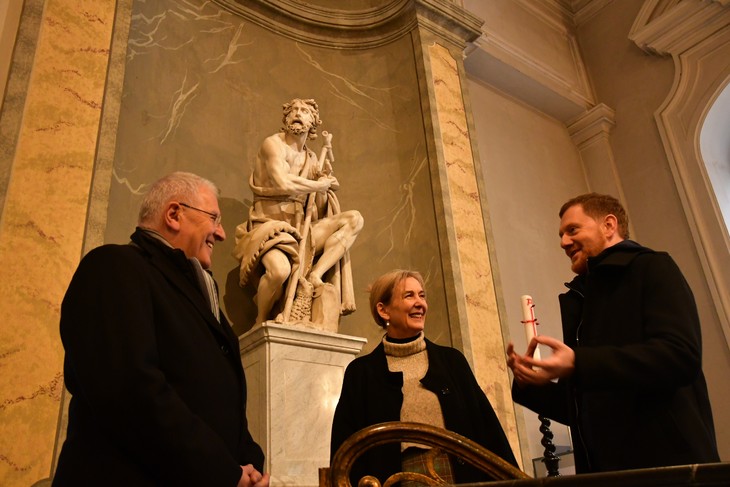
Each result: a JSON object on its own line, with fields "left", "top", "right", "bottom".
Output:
{"left": 239, "top": 322, "right": 367, "bottom": 486}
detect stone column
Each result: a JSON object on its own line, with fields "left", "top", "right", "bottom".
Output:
{"left": 410, "top": 0, "right": 522, "bottom": 467}
{"left": 0, "top": 1, "right": 116, "bottom": 485}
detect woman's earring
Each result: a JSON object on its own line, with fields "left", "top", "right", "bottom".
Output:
{"left": 386, "top": 321, "right": 390, "bottom": 327}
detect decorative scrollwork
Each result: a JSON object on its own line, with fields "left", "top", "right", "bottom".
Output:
{"left": 322, "top": 421, "right": 529, "bottom": 487}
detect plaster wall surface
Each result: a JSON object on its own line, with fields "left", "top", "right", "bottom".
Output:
{"left": 467, "top": 76, "right": 586, "bottom": 464}
{"left": 464, "top": 0, "right": 730, "bottom": 466}
{"left": 464, "top": 0, "right": 594, "bottom": 117}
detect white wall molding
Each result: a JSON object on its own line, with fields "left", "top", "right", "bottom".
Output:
{"left": 629, "top": 0, "right": 730, "bottom": 55}
{"left": 464, "top": 0, "right": 594, "bottom": 122}
{"left": 635, "top": 0, "right": 730, "bottom": 347}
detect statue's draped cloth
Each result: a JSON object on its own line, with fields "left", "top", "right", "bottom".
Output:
{"left": 233, "top": 148, "right": 355, "bottom": 319}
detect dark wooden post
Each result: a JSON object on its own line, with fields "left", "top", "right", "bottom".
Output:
{"left": 539, "top": 415, "right": 560, "bottom": 477}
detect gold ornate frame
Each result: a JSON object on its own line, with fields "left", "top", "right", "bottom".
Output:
{"left": 321, "top": 421, "right": 529, "bottom": 487}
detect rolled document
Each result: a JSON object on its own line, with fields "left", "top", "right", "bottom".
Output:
{"left": 520, "top": 295, "right": 541, "bottom": 360}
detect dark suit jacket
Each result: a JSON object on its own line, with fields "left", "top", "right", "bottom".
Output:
{"left": 513, "top": 241, "right": 719, "bottom": 473}
{"left": 53, "top": 229, "right": 264, "bottom": 486}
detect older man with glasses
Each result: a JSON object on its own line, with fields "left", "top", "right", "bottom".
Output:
{"left": 54, "top": 172, "right": 268, "bottom": 487}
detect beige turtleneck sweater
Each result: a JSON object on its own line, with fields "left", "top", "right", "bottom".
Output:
{"left": 383, "top": 332, "right": 445, "bottom": 450}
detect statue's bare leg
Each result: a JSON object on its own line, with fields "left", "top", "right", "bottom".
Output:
{"left": 256, "top": 249, "right": 291, "bottom": 324}
{"left": 309, "top": 210, "right": 363, "bottom": 290}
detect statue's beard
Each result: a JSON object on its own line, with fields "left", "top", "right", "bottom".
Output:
{"left": 286, "top": 120, "right": 309, "bottom": 135}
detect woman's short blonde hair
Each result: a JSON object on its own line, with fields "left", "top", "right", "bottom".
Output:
{"left": 368, "top": 269, "right": 425, "bottom": 328}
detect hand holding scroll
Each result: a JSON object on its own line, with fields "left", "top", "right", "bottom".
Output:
{"left": 507, "top": 335, "right": 575, "bottom": 386}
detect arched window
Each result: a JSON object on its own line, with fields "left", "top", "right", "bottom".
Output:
{"left": 700, "top": 81, "right": 730, "bottom": 235}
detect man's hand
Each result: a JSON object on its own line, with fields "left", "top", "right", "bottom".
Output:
{"left": 316, "top": 175, "right": 339, "bottom": 192}
{"left": 506, "top": 341, "right": 536, "bottom": 386}
{"left": 316, "top": 175, "right": 333, "bottom": 194}
{"left": 238, "top": 464, "right": 270, "bottom": 487}
{"left": 326, "top": 175, "right": 340, "bottom": 191}
{"left": 506, "top": 335, "right": 575, "bottom": 386}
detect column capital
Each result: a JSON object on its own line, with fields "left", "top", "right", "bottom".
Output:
{"left": 567, "top": 103, "right": 616, "bottom": 148}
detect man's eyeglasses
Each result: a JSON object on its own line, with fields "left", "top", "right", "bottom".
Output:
{"left": 179, "top": 202, "right": 222, "bottom": 226}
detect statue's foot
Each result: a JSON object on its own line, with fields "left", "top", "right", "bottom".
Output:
{"left": 308, "top": 274, "right": 324, "bottom": 288}
{"left": 341, "top": 300, "right": 356, "bottom": 316}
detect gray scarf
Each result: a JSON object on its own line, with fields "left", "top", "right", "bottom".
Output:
{"left": 139, "top": 228, "right": 220, "bottom": 322}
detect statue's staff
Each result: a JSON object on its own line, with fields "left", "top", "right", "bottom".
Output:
{"left": 280, "top": 131, "right": 333, "bottom": 322}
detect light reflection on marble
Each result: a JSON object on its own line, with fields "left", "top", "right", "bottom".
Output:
{"left": 427, "top": 42, "right": 521, "bottom": 464}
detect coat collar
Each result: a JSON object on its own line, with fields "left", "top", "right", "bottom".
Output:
{"left": 587, "top": 240, "right": 647, "bottom": 269}
{"left": 130, "top": 228, "right": 234, "bottom": 343}
{"left": 370, "top": 337, "right": 450, "bottom": 390}
{"left": 566, "top": 240, "right": 652, "bottom": 290}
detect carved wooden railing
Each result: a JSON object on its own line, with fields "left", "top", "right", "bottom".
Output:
{"left": 321, "top": 421, "right": 529, "bottom": 487}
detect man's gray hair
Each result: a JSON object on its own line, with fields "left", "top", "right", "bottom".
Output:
{"left": 138, "top": 172, "right": 219, "bottom": 226}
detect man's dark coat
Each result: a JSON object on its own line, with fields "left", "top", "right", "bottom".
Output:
{"left": 513, "top": 241, "right": 719, "bottom": 473}
{"left": 331, "top": 338, "right": 518, "bottom": 485}
{"left": 54, "top": 229, "right": 264, "bottom": 486}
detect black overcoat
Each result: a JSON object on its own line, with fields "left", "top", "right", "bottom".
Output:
{"left": 513, "top": 241, "right": 719, "bottom": 473}
{"left": 53, "top": 229, "right": 264, "bottom": 486}
{"left": 330, "top": 338, "right": 518, "bottom": 485}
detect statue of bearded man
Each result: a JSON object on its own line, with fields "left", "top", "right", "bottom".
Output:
{"left": 233, "top": 98, "right": 363, "bottom": 328}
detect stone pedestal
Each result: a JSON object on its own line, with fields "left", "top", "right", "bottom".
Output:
{"left": 239, "top": 322, "right": 367, "bottom": 487}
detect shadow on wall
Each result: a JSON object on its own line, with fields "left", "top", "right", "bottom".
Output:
{"left": 218, "top": 196, "right": 259, "bottom": 336}
{"left": 224, "top": 266, "right": 258, "bottom": 337}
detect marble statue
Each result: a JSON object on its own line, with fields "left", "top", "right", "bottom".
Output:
{"left": 233, "top": 98, "right": 363, "bottom": 330}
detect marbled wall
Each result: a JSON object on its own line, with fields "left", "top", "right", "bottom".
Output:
{"left": 103, "top": 0, "right": 451, "bottom": 349}
{"left": 428, "top": 42, "right": 520, "bottom": 465}
{"left": 0, "top": 0, "right": 521, "bottom": 484}
{"left": 0, "top": 0, "right": 115, "bottom": 485}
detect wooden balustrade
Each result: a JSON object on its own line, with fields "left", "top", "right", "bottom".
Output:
{"left": 321, "top": 421, "right": 730, "bottom": 487}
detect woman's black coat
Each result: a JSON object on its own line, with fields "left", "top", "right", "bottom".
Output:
{"left": 331, "top": 338, "right": 517, "bottom": 485}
